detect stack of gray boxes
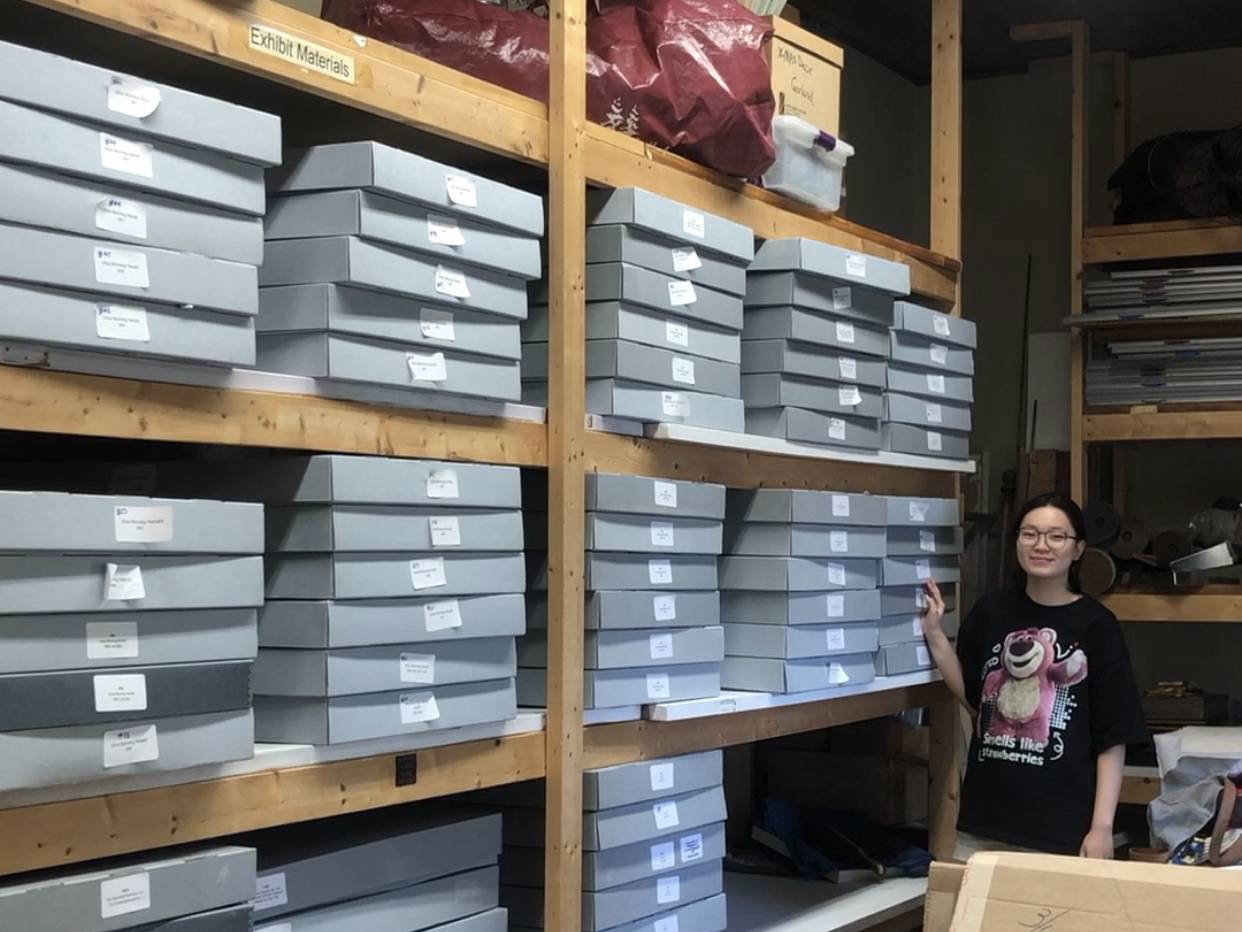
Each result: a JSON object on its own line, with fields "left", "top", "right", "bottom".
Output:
{"left": 883, "top": 302, "right": 977, "bottom": 460}
{"left": 0, "top": 39, "right": 280, "bottom": 367}
{"left": 523, "top": 188, "right": 753, "bottom": 432}
{"left": 0, "top": 490, "right": 262, "bottom": 790}
{"left": 251, "top": 809, "right": 506, "bottom": 932}
{"left": 719, "top": 490, "right": 883, "bottom": 693}
{"left": 258, "top": 142, "right": 542, "bottom": 403}
{"left": 212, "top": 454, "right": 522, "bottom": 745}
{"left": 497, "top": 752, "right": 728, "bottom": 932}
{"left": 875, "top": 494, "right": 963, "bottom": 676}
{"left": 741, "top": 238, "right": 911, "bottom": 449}
{"left": 0, "top": 845, "right": 256, "bottom": 932}
{"left": 519, "top": 474, "right": 725, "bottom": 710}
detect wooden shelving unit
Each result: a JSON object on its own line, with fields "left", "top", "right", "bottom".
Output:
{"left": 0, "top": 1, "right": 969, "bottom": 928}
{"left": 1083, "top": 218, "right": 1242, "bottom": 264}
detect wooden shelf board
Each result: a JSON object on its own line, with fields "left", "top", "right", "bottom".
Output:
{"left": 1083, "top": 406, "right": 1242, "bottom": 442}
{"left": 1083, "top": 218, "right": 1242, "bottom": 264}
{"left": 725, "top": 872, "right": 927, "bottom": 932}
{"left": 1101, "top": 588, "right": 1242, "bottom": 622}
{"left": 1121, "top": 770, "right": 1160, "bottom": 806}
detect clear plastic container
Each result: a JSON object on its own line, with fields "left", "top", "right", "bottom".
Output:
{"left": 762, "top": 115, "right": 855, "bottom": 212}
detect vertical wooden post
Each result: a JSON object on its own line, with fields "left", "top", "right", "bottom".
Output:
{"left": 545, "top": 1, "right": 588, "bottom": 930}
{"left": 1111, "top": 52, "right": 1129, "bottom": 168}
{"left": 1068, "top": 23, "right": 1089, "bottom": 503}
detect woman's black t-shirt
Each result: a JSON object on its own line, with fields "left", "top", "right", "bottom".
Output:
{"left": 955, "top": 589, "right": 1148, "bottom": 854}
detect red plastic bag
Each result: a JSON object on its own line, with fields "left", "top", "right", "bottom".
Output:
{"left": 322, "top": 0, "right": 777, "bottom": 178}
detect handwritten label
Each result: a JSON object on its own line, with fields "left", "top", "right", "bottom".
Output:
{"left": 826, "top": 628, "right": 846, "bottom": 652}
{"left": 828, "top": 418, "right": 847, "bottom": 441}
{"left": 96, "top": 304, "right": 151, "bottom": 342}
{"left": 94, "top": 247, "right": 150, "bottom": 288}
{"left": 409, "top": 557, "right": 447, "bottom": 590}
{"left": 845, "top": 254, "right": 867, "bottom": 278}
{"left": 838, "top": 385, "right": 861, "bottom": 407}
{"left": 682, "top": 210, "right": 705, "bottom": 238}
{"left": 445, "top": 175, "right": 478, "bottom": 208}
{"left": 96, "top": 197, "right": 148, "bottom": 239}
{"left": 927, "top": 373, "right": 946, "bottom": 395}
{"left": 650, "top": 521, "right": 675, "bottom": 548}
{"left": 835, "top": 320, "right": 855, "bottom": 344}
{"left": 103, "top": 724, "right": 159, "bottom": 768}
{"left": 829, "top": 530, "right": 849, "bottom": 553}
{"left": 429, "top": 516, "right": 461, "bottom": 548}
{"left": 100, "top": 133, "right": 153, "bottom": 178}
{"left": 832, "top": 286, "right": 852, "bottom": 310}
{"left": 399, "top": 692, "right": 440, "bottom": 723}
{"left": 661, "top": 392, "right": 690, "bottom": 418}
{"left": 93, "top": 673, "right": 147, "bottom": 712}
{"left": 919, "top": 530, "right": 937, "bottom": 553}
{"left": 114, "top": 505, "right": 173, "bottom": 543}
{"left": 654, "top": 480, "right": 678, "bottom": 509}
{"left": 427, "top": 214, "right": 465, "bottom": 246}
{"left": 248, "top": 23, "right": 355, "bottom": 83}
{"left": 424, "top": 599, "right": 463, "bottom": 632}
{"left": 828, "top": 662, "right": 851, "bottom": 685}
{"left": 646, "top": 672, "right": 671, "bottom": 699}
{"left": 668, "top": 281, "right": 697, "bottom": 306}
{"left": 831, "top": 494, "right": 850, "bottom": 518}
{"left": 653, "top": 800, "right": 680, "bottom": 830}
{"left": 654, "top": 917, "right": 680, "bottom": 932}
{"left": 930, "top": 343, "right": 949, "bottom": 366}
{"left": 419, "top": 307, "right": 456, "bottom": 342}
{"left": 656, "top": 875, "right": 681, "bottom": 905}
{"left": 913, "top": 617, "right": 925, "bottom": 638}
{"left": 407, "top": 351, "right": 448, "bottom": 383}
{"left": 399, "top": 652, "right": 436, "bottom": 684}
{"left": 105, "top": 563, "right": 146, "bottom": 601}
{"left": 925, "top": 402, "right": 943, "bottom": 424}
{"left": 915, "top": 559, "right": 932, "bottom": 580}
{"left": 653, "top": 594, "right": 677, "bottom": 622}
{"left": 838, "top": 357, "right": 858, "bottom": 381}
{"left": 665, "top": 319, "right": 690, "bottom": 347}
{"left": 433, "top": 267, "right": 470, "bottom": 299}
{"left": 648, "top": 559, "right": 673, "bottom": 585}
{"left": 100, "top": 873, "right": 151, "bottom": 919}
{"left": 826, "top": 594, "right": 844, "bottom": 618}
{"left": 828, "top": 562, "right": 846, "bottom": 587}
{"left": 917, "top": 645, "right": 931, "bottom": 666}
{"left": 650, "top": 841, "right": 676, "bottom": 872}
{"left": 927, "top": 431, "right": 943, "bottom": 452}
{"left": 649, "top": 632, "right": 675, "bottom": 659}
{"left": 87, "top": 621, "right": 139, "bottom": 660}
{"left": 671, "top": 247, "right": 701, "bottom": 272}
{"left": 671, "top": 356, "right": 696, "bottom": 385}
{"left": 650, "top": 761, "right": 675, "bottom": 792}
{"left": 254, "top": 873, "right": 289, "bottom": 911}
{"left": 679, "top": 832, "right": 704, "bottom": 863}
{"left": 909, "top": 501, "right": 930, "bottom": 523}
{"left": 426, "top": 468, "right": 459, "bottom": 499}
{"left": 107, "top": 79, "right": 162, "bottom": 118}
{"left": 933, "top": 315, "right": 952, "bottom": 336}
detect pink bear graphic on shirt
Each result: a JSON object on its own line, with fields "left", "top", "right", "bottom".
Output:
{"left": 981, "top": 627, "right": 1087, "bottom": 746}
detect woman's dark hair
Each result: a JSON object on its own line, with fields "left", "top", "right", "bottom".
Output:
{"left": 1010, "top": 492, "right": 1088, "bottom": 593}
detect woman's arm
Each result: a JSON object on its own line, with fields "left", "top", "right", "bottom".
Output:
{"left": 1080, "top": 744, "right": 1125, "bottom": 858}
{"left": 920, "top": 580, "right": 973, "bottom": 714}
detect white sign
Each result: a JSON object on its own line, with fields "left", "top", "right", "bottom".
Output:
{"left": 407, "top": 351, "right": 448, "bottom": 383}
{"left": 845, "top": 254, "right": 867, "bottom": 278}
{"left": 648, "top": 559, "right": 673, "bottom": 585}
{"left": 930, "top": 343, "right": 949, "bottom": 366}
{"left": 86, "top": 621, "right": 139, "bottom": 660}
{"left": 103, "top": 723, "right": 159, "bottom": 768}
{"left": 828, "top": 562, "right": 846, "bottom": 587}
{"left": 95, "top": 197, "right": 148, "bottom": 239}
{"left": 94, "top": 246, "right": 150, "bottom": 288}
{"left": 649, "top": 632, "right": 675, "bottom": 660}
{"left": 655, "top": 917, "right": 680, "bottom": 932}
{"left": 829, "top": 530, "right": 849, "bottom": 553}
{"left": 933, "top": 315, "right": 952, "bottom": 336}
{"left": 650, "top": 521, "right": 675, "bottom": 548}
{"left": 254, "top": 873, "right": 289, "bottom": 912}
{"left": 925, "top": 402, "right": 943, "bottom": 424}
{"left": 650, "top": 761, "right": 676, "bottom": 792}
{"left": 653, "top": 480, "right": 678, "bottom": 509}
{"left": 656, "top": 875, "right": 681, "bottom": 905}
{"left": 664, "top": 319, "right": 690, "bottom": 347}
{"left": 832, "top": 286, "right": 852, "bottom": 310}
{"left": 667, "top": 280, "right": 697, "bottom": 306}
{"left": 426, "top": 468, "right": 460, "bottom": 499}
{"left": 100, "top": 873, "right": 151, "bottom": 919}
{"left": 93, "top": 673, "right": 147, "bottom": 712}
{"left": 653, "top": 594, "right": 677, "bottom": 622}
{"left": 831, "top": 495, "right": 850, "bottom": 518}
{"left": 916, "top": 559, "right": 932, "bottom": 580}
{"left": 653, "top": 800, "right": 680, "bottom": 830}
{"left": 826, "top": 594, "right": 844, "bottom": 618}
{"left": 105, "top": 563, "right": 146, "bottom": 601}
{"left": 917, "top": 645, "right": 932, "bottom": 666}
{"left": 828, "top": 662, "right": 851, "bottom": 685}
{"left": 671, "top": 356, "right": 696, "bottom": 385}
{"left": 445, "top": 174, "right": 478, "bottom": 208}
{"left": 426, "top": 214, "right": 466, "bottom": 246}
{"left": 671, "top": 247, "right": 701, "bottom": 272}
{"left": 409, "top": 557, "right": 447, "bottom": 590}
{"left": 114, "top": 505, "right": 173, "bottom": 543}
{"left": 646, "top": 672, "right": 671, "bottom": 699}
{"left": 682, "top": 209, "right": 706, "bottom": 238}
{"left": 679, "top": 832, "right": 704, "bottom": 863}
{"left": 927, "top": 373, "right": 947, "bottom": 395}
{"left": 661, "top": 392, "right": 690, "bottom": 418}
{"left": 96, "top": 304, "right": 151, "bottom": 342}
{"left": 433, "top": 266, "right": 470, "bottom": 299}
{"left": 399, "top": 652, "right": 436, "bottom": 684}
{"left": 247, "top": 23, "right": 355, "bottom": 83}
{"left": 835, "top": 320, "right": 855, "bottom": 344}
{"left": 909, "top": 501, "right": 930, "bottom": 523}
{"left": 107, "top": 79, "right": 162, "bottom": 118}
{"left": 838, "top": 357, "right": 858, "bottom": 381}
{"left": 927, "top": 431, "right": 943, "bottom": 452}
{"left": 424, "top": 599, "right": 463, "bottom": 632}
{"left": 838, "top": 386, "right": 861, "bottom": 407}
{"left": 826, "top": 628, "right": 846, "bottom": 652}
{"left": 429, "top": 516, "right": 461, "bottom": 548}
{"left": 650, "top": 841, "right": 676, "bottom": 872}
{"left": 420, "top": 308, "right": 456, "bottom": 342}
{"left": 913, "top": 617, "right": 925, "bottom": 638}
{"left": 399, "top": 692, "right": 440, "bottom": 724}
{"left": 100, "top": 132, "right": 153, "bottom": 178}
{"left": 919, "top": 530, "right": 937, "bottom": 553}
{"left": 828, "top": 418, "right": 847, "bottom": 441}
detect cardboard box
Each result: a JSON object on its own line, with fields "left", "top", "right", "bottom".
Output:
{"left": 264, "top": 189, "right": 541, "bottom": 280}
{"left": 886, "top": 363, "right": 974, "bottom": 403}
{"left": 880, "top": 556, "right": 961, "bottom": 587}
{"left": 586, "top": 474, "right": 726, "bottom": 521}
{"left": 588, "top": 188, "right": 754, "bottom": 263}
{"left": 532, "top": 590, "right": 721, "bottom": 630}
{"left": 768, "top": 18, "right": 844, "bottom": 135}
{"left": 719, "top": 589, "right": 881, "bottom": 625}
{"left": 878, "top": 611, "right": 958, "bottom": 646}
{"left": 742, "top": 305, "right": 889, "bottom": 358}
{"left": 889, "top": 330, "right": 975, "bottom": 375}
{"left": 412, "top": 908, "right": 507, "bottom": 932}
{"left": 721, "top": 653, "right": 875, "bottom": 692}
{"left": 586, "top": 553, "right": 717, "bottom": 591}
{"left": 254, "top": 677, "right": 516, "bottom": 744}
{"left": 767, "top": 749, "right": 928, "bottom": 824}
{"left": 259, "top": 595, "right": 526, "bottom": 648}
{"left": 0, "top": 608, "right": 257, "bottom": 674}
{"left": 582, "top": 859, "right": 723, "bottom": 930}
{"left": 750, "top": 239, "right": 910, "bottom": 297}
{"left": 519, "top": 626, "right": 724, "bottom": 670}
{"left": 893, "top": 301, "right": 977, "bottom": 349}
{"left": 0, "top": 708, "right": 254, "bottom": 791}
{"left": 259, "top": 284, "right": 521, "bottom": 361}
{"left": 516, "top": 664, "right": 720, "bottom": 709}
{"left": 727, "top": 488, "right": 886, "bottom": 526}
{"left": 255, "top": 637, "right": 516, "bottom": 696}
{"left": 265, "top": 552, "right": 525, "bottom": 600}
{"left": 583, "top": 263, "right": 744, "bottom": 331}
{"left": 886, "top": 526, "right": 964, "bottom": 556}
{"left": 745, "top": 272, "right": 896, "bottom": 326}
{"left": 525, "top": 302, "right": 741, "bottom": 364}
{"left": 0, "top": 554, "right": 264, "bottom": 614}
{"left": 0, "top": 660, "right": 252, "bottom": 731}
{"left": 587, "top": 225, "right": 746, "bottom": 295}
{"left": 832, "top": 717, "right": 930, "bottom": 761}
{"left": 741, "top": 373, "right": 884, "bottom": 419}
{"left": 719, "top": 555, "right": 879, "bottom": 591}
{"left": 603, "top": 893, "right": 727, "bottom": 932}
{"left": 884, "top": 392, "right": 973, "bottom": 432}
{"left": 724, "top": 621, "right": 879, "bottom": 659}
{"left": 525, "top": 379, "right": 747, "bottom": 431}
{"left": 586, "top": 785, "right": 728, "bottom": 851}
{"left": 523, "top": 339, "right": 741, "bottom": 397}
{"left": 884, "top": 496, "right": 960, "bottom": 527}
{"left": 158, "top": 905, "right": 253, "bottom": 932}
{"left": 922, "top": 862, "right": 965, "bottom": 932}
{"left": 745, "top": 407, "right": 883, "bottom": 451}
{"left": 883, "top": 422, "right": 971, "bottom": 460}
{"left": 875, "top": 642, "right": 934, "bottom": 675}
{"left": 0, "top": 222, "right": 258, "bottom": 317}
{"left": 584, "top": 750, "right": 722, "bottom": 810}
{"left": 580, "top": 822, "right": 726, "bottom": 892}
{"left": 723, "top": 522, "right": 886, "bottom": 558}
{"left": 0, "top": 162, "right": 263, "bottom": 264}
{"left": 880, "top": 585, "right": 958, "bottom": 616}
{"left": 271, "top": 142, "right": 545, "bottom": 237}
{"left": 265, "top": 505, "right": 524, "bottom": 553}
{"left": 741, "top": 339, "right": 887, "bottom": 388}
{"left": 586, "top": 512, "right": 723, "bottom": 555}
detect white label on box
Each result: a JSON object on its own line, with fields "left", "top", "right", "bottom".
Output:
{"left": 671, "top": 356, "right": 696, "bottom": 385}
{"left": 429, "top": 516, "right": 462, "bottom": 548}
{"left": 93, "top": 247, "right": 150, "bottom": 288}
{"left": 927, "top": 373, "right": 946, "bottom": 394}
{"left": 845, "top": 254, "right": 868, "bottom": 278}
{"left": 427, "top": 213, "right": 466, "bottom": 246}
{"left": 829, "top": 530, "right": 849, "bottom": 553}
{"left": 648, "top": 559, "right": 673, "bottom": 585}
{"left": 95, "top": 197, "right": 148, "bottom": 239}
{"left": 653, "top": 480, "right": 678, "bottom": 509}
{"left": 653, "top": 594, "right": 677, "bottom": 622}
{"left": 916, "top": 558, "right": 932, "bottom": 580}
{"left": 444, "top": 174, "right": 478, "bottom": 207}
{"left": 832, "top": 286, "right": 852, "bottom": 310}
{"left": 913, "top": 617, "right": 925, "bottom": 637}
{"left": 835, "top": 320, "right": 856, "bottom": 344}
{"left": 679, "top": 832, "right": 704, "bottom": 863}
{"left": 657, "top": 875, "right": 681, "bottom": 905}
{"left": 919, "top": 530, "right": 937, "bottom": 553}
{"left": 426, "top": 468, "right": 460, "bottom": 499}
{"left": 650, "top": 632, "right": 675, "bottom": 659}
{"left": 831, "top": 494, "right": 850, "bottom": 518}
{"left": 925, "top": 402, "right": 943, "bottom": 424}
{"left": 100, "top": 133, "right": 153, "bottom": 178}
{"left": 410, "top": 557, "right": 447, "bottom": 590}
{"left": 93, "top": 673, "right": 147, "bottom": 712}
{"left": 838, "top": 357, "right": 858, "bottom": 380}
{"left": 103, "top": 723, "right": 159, "bottom": 768}
{"left": 664, "top": 319, "right": 690, "bottom": 347}
{"left": 247, "top": 24, "right": 355, "bottom": 83}
{"left": 399, "top": 652, "right": 436, "bottom": 684}
{"left": 100, "top": 872, "right": 151, "bottom": 919}
{"left": 671, "top": 247, "right": 702, "bottom": 272}
{"left": 668, "top": 280, "right": 697, "bottom": 306}
{"left": 650, "top": 841, "right": 676, "bottom": 872}
{"left": 96, "top": 304, "right": 150, "bottom": 343}
{"left": 420, "top": 307, "right": 456, "bottom": 342}
{"left": 407, "top": 351, "right": 448, "bottom": 383}
{"left": 838, "top": 385, "right": 861, "bottom": 407}
{"left": 107, "top": 78, "right": 162, "bottom": 118}
{"left": 114, "top": 505, "right": 173, "bottom": 543}
{"left": 650, "top": 761, "right": 676, "bottom": 792}
{"left": 828, "top": 418, "right": 847, "bottom": 441}
{"left": 86, "top": 621, "right": 139, "bottom": 660}
{"left": 646, "top": 672, "right": 671, "bottom": 699}
{"left": 434, "top": 266, "right": 470, "bottom": 299}
{"left": 909, "top": 501, "right": 929, "bottom": 523}
{"left": 826, "top": 594, "right": 845, "bottom": 618}
{"left": 653, "top": 800, "right": 680, "bottom": 830}
{"left": 424, "top": 599, "right": 463, "bottom": 632}
{"left": 682, "top": 209, "right": 706, "bottom": 238}
{"left": 933, "top": 315, "right": 952, "bottom": 336}
{"left": 399, "top": 692, "right": 440, "bottom": 724}
{"left": 930, "top": 343, "right": 949, "bottom": 366}
{"left": 650, "top": 521, "right": 675, "bottom": 548}
{"left": 917, "top": 645, "right": 932, "bottom": 666}
{"left": 927, "top": 431, "right": 943, "bottom": 452}
{"left": 105, "top": 563, "right": 146, "bottom": 601}
{"left": 254, "top": 873, "right": 289, "bottom": 911}
{"left": 828, "top": 662, "right": 851, "bottom": 685}
{"left": 655, "top": 917, "right": 680, "bottom": 932}
{"left": 661, "top": 392, "right": 690, "bottom": 418}
{"left": 826, "top": 628, "right": 846, "bottom": 651}
{"left": 916, "top": 589, "right": 929, "bottom": 610}
{"left": 828, "top": 562, "right": 846, "bottom": 586}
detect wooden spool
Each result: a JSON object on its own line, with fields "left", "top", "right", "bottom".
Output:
{"left": 1152, "top": 529, "right": 1194, "bottom": 567}
{"left": 1079, "top": 547, "right": 1118, "bottom": 596}
{"left": 1084, "top": 500, "right": 1121, "bottom": 548}
{"left": 1110, "top": 518, "right": 1150, "bottom": 560}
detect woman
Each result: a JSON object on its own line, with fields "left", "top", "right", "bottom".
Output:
{"left": 921, "top": 492, "right": 1148, "bottom": 859}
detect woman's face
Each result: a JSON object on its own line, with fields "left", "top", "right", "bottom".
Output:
{"left": 1016, "top": 505, "right": 1085, "bottom": 582}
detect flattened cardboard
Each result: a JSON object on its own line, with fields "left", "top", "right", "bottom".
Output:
{"left": 724, "top": 621, "right": 879, "bottom": 659}
{"left": 727, "top": 488, "right": 886, "bottom": 526}
{"left": 586, "top": 513, "right": 723, "bottom": 555}
{"left": 259, "top": 595, "right": 526, "bottom": 648}
{"left": 523, "top": 339, "right": 742, "bottom": 397}
{"left": 741, "top": 305, "right": 889, "bottom": 357}
{"left": 585, "top": 553, "right": 717, "bottom": 591}
{"left": 740, "top": 373, "right": 884, "bottom": 419}
{"left": 524, "top": 302, "right": 741, "bottom": 364}
{"left": 586, "top": 225, "right": 747, "bottom": 295}
{"left": 584, "top": 749, "right": 723, "bottom": 810}
{"left": 883, "top": 422, "right": 971, "bottom": 460}
{"left": 884, "top": 392, "right": 973, "bottom": 432}
{"left": 582, "top": 263, "right": 744, "bottom": 331}
{"left": 741, "top": 339, "right": 887, "bottom": 388}
{"left": 265, "top": 552, "right": 526, "bottom": 600}
{"left": 265, "top": 505, "right": 524, "bottom": 553}
{"left": 517, "top": 664, "right": 720, "bottom": 709}
{"left": 886, "top": 363, "right": 974, "bottom": 403}
{"left": 518, "top": 626, "right": 724, "bottom": 670}
{"left": 744, "top": 272, "right": 895, "bottom": 325}
{"left": 893, "top": 300, "right": 977, "bottom": 348}
{"left": 585, "top": 474, "right": 726, "bottom": 520}
{"left": 889, "top": 330, "right": 975, "bottom": 375}
{"left": 880, "top": 556, "right": 962, "bottom": 586}
{"left": 721, "top": 653, "right": 876, "bottom": 693}
{"left": 588, "top": 188, "right": 754, "bottom": 263}
{"left": 719, "top": 556, "right": 879, "bottom": 591}
{"left": 886, "top": 526, "right": 964, "bottom": 556}
{"left": 745, "top": 407, "right": 883, "bottom": 450}
{"left": 719, "top": 589, "right": 882, "bottom": 626}
{"left": 749, "top": 238, "right": 910, "bottom": 296}
{"left": 723, "top": 522, "right": 886, "bottom": 558}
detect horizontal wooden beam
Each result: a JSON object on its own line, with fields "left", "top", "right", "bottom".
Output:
{"left": 1083, "top": 219, "right": 1242, "bottom": 264}
{"left": 1101, "top": 589, "right": 1242, "bottom": 622}
{"left": 0, "top": 367, "right": 548, "bottom": 466}
{"left": 1083, "top": 407, "right": 1242, "bottom": 442}
{"left": 1121, "top": 773, "right": 1160, "bottom": 806}
{"left": 0, "top": 731, "right": 546, "bottom": 877}
{"left": 1010, "top": 21, "right": 1078, "bottom": 43}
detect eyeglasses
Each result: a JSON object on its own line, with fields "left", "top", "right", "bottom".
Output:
{"left": 1017, "top": 527, "right": 1078, "bottom": 549}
